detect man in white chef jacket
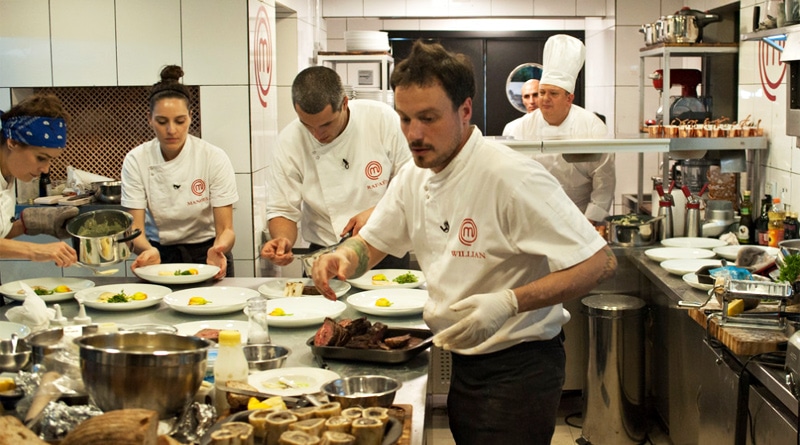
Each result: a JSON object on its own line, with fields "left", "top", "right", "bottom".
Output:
{"left": 261, "top": 66, "right": 411, "bottom": 270}
{"left": 511, "top": 35, "right": 615, "bottom": 225}
{"left": 502, "top": 78, "right": 539, "bottom": 136}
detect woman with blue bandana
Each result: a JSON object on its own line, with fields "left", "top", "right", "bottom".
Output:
{"left": 0, "top": 94, "right": 79, "bottom": 266}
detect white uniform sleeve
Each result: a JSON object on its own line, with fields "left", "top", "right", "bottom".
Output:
{"left": 265, "top": 133, "right": 304, "bottom": 223}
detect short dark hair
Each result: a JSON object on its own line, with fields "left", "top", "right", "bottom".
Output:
{"left": 149, "top": 65, "right": 190, "bottom": 113}
{"left": 292, "top": 66, "right": 345, "bottom": 114}
{"left": 391, "top": 40, "right": 475, "bottom": 111}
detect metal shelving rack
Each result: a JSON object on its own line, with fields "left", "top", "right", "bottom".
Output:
{"left": 316, "top": 52, "right": 394, "bottom": 91}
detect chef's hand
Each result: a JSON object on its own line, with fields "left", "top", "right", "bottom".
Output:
{"left": 341, "top": 208, "right": 373, "bottom": 237}
{"left": 207, "top": 245, "right": 227, "bottom": 280}
{"left": 433, "top": 289, "right": 519, "bottom": 351}
{"left": 131, "top": 247, "right": 160, "bottom": 270}
{"left": 311, "top": 252, "right": 355, "bottom": 301}
{"left": 21, "top": 206, "right": 79, "bottom": 239}
{"left": 29, "top": 242, "right": 77, "bottom": 267}
{"left": 260, "top": 237, "right": 294, "bottom": 266}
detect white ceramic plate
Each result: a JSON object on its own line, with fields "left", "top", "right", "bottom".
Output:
{"left": 347, "top": 269, "right": 426, "bottom": 291}
{"left": 347, "top": 289, "right": 429, "bottom": 317}
{"left": 644, "top": 247, "right": 716, "bottom": 262}
{"left": 173, "top": 320, "right": 250, "bottom": 343}
{"left": 76, "top": 284, "right": 172, "bottom": 311}
{"left": 682, "top": 273, "right": 713, "bottom": 291}
{"left": 248, "top": 367, "right": 341, "bottom": 397}
{"left": 133, "top": 263, "right": 220, "bottom": 285}
{"left": 266, "top": 299, "right": 347, "bottom": 328}
{"left": 660, "top": 237, "right": 728, "bottom": 249}
{"left": 258, "top": 278, "right": 351, "bottom": 299}
{"left": 712, "top": 245, "right": 780, "bottom": 261}
{"left": 0, "top": 277, "right": 95, "bottom": 303}
{"left": 0, "top": 321, "right": 31, "bottom": 339}
{"left": 660, "top": 259, "right": 722, "bottom": 276}
{"left": 164, "top": 287, "right": 260, "bottom": 315}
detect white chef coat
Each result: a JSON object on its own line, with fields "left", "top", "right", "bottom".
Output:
{"left": 121, "top": 135, "right": 239, "bottom": 245}
{"left": 0, "top": 175, "right": 15, "bottom": 238}
{"left": 266, "top": 99, "right": 411, "bottom": 247}
{"left": 511, "top": 105, "right": 615, "bottom": 222}
{"left": 360, "top": 126, "right": 607, "bottom": 355}
{"left": 501, "top": 115, "right": 525, "bottom": 137}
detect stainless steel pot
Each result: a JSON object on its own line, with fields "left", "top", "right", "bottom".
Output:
{"left": 91, "top": 180, "right": 121, "bottom": 204}
{"left": 660, "top": 14, "right": 699, "bottom": 43}
{"left": 605, "top": 214, "right": 665, "bottom": 247}
{"left": 66, "top": 210, "right": 141, "bottom": 266}
{"left": 639, "top": 23, "right": 657, "bottom": 46}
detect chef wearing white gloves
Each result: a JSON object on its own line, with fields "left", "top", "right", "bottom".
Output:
{"left": 511, "top": 34, "right": 615, "bottom": 224}
{"left": 0, "top": 94, "right": 78, "bottom": 266}
{"left": 311, "top": 40, "right": 616, "bottom": 444}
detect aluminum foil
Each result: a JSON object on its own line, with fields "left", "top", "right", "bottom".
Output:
{"left": 170, "top": 402, "right": 217, "bottom": 443}
{"left": 39, "top": 401, "right": 102, "bottom": 441}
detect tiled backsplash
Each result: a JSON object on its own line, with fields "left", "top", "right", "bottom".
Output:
{"left": 22, "top": 86, "right": 202, "bottom": 182}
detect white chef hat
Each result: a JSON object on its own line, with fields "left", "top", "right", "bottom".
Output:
{"left": 540, "top": 34, "right": 586, "bottom": 94}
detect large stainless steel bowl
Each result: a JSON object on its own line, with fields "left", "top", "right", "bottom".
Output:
{"left": 0, "top": 337, "right": 31, "bottom": 373}
{"left": 76, "top": 332, "right": 212, "bottom": 419}
{"left": 320, "top": 375, "right": 401, "bottom": 408}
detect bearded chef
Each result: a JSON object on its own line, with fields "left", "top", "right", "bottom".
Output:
{"left": 510, "top": 34, "right": 615, "bottom": 224}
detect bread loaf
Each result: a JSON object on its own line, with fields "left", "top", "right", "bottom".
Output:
{"left": 0, "top": 415, "right": 49, "bottom": 445}
{"left": 61, "top": 409, "right": 159, "bottom": 445}
{"left": 225, "top": 380, "right": 261, "bottom": 412}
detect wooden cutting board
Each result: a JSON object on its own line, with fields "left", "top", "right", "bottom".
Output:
{"left": 388, "top": 404, "right": 412, "bottom": 445}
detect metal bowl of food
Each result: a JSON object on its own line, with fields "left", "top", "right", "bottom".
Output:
{"left": 242, "top": 344, "right": 290, "bottom": 371}
{"left": 604, "top": 214, "right": 664, "bottom": 247}
{"left": 0, "top": 337, "right": 31, "bottom": 373}
{"left": 76, "top": 332, "right": 212, "bottom": 419}
{"left": 320, "top": 375, "right": 401, "bottom": 408}
{"left": 66, "top": 209, "right": 141, "bottom": 267}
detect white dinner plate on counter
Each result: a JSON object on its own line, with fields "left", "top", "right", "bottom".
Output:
{"left": 347, "top": 289, "right": 428, "bottom": 317}
{"left": 682, "top": 273, "right": 713, "bottom": 291}
{"left": 258, "top": 278, "right": 350, "bottom": 299}
{"left": 164, "top": 287, "right": 260, "bottom": 315}
{"left": 0, "top": 321, "right": 31, "bottom": 339}
{"left": 0, "top": 277, "right": 95, "bottom": 303}
{"left": 133, "top": 263, "right": 220, "bottom": 285}
{"left": 347, "top": 269, "right": 425, "bottom": 290}
{"left": 712, "top": 245, "right": 779, "bottom": 261}
{"left": 266, "top": 299, "right": 347, "bottom": 328}
{"left": 660, "top": 237, "right": 728, "bottom": 249}
{"left": 173, "top": 320, "right": 250, "bottom": 343}
{"left": 77, "top": 284, "right": 172, "bottom": 311}
{"left": 248, "top": 367, "right": 341, "bottom": 397}
{"left": 660, "top": 259, "right": 722, "bottom": 276}
{"left": 644, "top": 247, "right": 716, "bottom": 262}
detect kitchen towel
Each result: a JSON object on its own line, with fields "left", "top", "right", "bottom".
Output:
{"left": 6, "top": 282, "right": 54, "bottom": 332}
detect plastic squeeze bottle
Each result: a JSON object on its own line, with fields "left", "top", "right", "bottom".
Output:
{"left": 213, "top": 330, "right": 249, "bottom": 414}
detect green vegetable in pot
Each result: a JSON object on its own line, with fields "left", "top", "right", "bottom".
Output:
{"left": 778, "top": 254, "right": 800, "bottom": 284}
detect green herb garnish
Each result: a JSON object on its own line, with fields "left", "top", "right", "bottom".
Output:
{"left": 778, "top": 254, "right": 800, "bottom": 284}
{"left": 393, "top": 272, "right": 419, "bottom": 284}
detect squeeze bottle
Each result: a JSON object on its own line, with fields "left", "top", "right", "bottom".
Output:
{"left": 213, "top": 330, "right": 249, "bottom": 414}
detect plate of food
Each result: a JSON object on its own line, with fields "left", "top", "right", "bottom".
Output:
{"left": 659, "top": 237, "right": 728, "bottom": 249}
{"left": 644, "top": 247, "right": 716, "bottom": 262}
{"left": 173, "top": 320, "right": 250, "bottom": 343}
{"left": 133, "top": 263, "right": 220, "bottom": 284}
{"left": 76, "top": 284, "right": 172, "bottom": 311}
{"left": 0, "top": 277, "right": 95, "bottom": 303}
{"left": 346, "top": 289, "right": 428, "bottom": 317}
{"left": 347, "top": 269, "right": 425, "bottom": 291}
{"left": 258, "top": 278, "right": 351, "bottom": 299}
{"left": 164, "top": 287, "right": 260, "bottom": 315}
{"left": 660, "top": 259, "right": 722, "bottom": 276}
{"left": 266, "top": 299, "right": 347, "bottom": 328}
{"left": 248, "top": 367, "right": 341, "bottom": 397}
{"left": 712, "top": 245, "right": 780, "bottom": 261}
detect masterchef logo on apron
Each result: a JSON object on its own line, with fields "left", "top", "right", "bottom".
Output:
{"left": 187, "top": 179, "right": 209, "bottom": 205}
{"left": 365, "top": 161, "right": 388, "bottom": 190}
{"left": 451, "top": 218, "right": 486, "bottom": 259}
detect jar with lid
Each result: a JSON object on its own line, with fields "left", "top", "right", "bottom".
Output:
{"left": 213, "top": 330, "right": 249, "bottom": 414}
{"left": 246, "top": 296, "right": 271, "bottom": 345}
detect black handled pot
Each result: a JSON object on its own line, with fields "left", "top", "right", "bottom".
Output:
{"left": 676, "top": 7, "right": 721, "bottom": 42}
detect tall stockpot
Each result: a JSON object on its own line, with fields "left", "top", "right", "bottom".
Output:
{"left": 66, "top": 209, "right": 141, "bottom": 267}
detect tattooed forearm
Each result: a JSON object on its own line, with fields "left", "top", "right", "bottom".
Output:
{"left": 596, "top": 245, "right": 618, "bottom": 285}
{"left": 341, "top": 237, "right": 371, "bottom": 277}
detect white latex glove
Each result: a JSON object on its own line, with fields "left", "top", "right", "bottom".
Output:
{"left": 432, "top": 289, "right": 518, "bottom": 351}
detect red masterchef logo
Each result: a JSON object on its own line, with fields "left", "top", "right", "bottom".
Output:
{"left": 365, "top": 161, "right": 382, "bottom": 180}
{"left": 758, "top": 39, "right": 786, "bottom": 102}
{"left": 253, "top": 5, "right": 273, "bottom": 108}
{"left": 459, "top": 218, "right": 478, "bottom": 246}
{"left": 191, "top": 179, "right": 206, "bottom": 196}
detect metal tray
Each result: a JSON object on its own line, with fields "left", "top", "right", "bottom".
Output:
{"left": 307, "top": 327, "right": 433, "bottom": 364}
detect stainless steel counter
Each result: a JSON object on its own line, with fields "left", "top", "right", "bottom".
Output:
{"left": 0, "top": 277, "right": 430, "bottom": 445}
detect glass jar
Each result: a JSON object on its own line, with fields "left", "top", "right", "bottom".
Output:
{"left": 246, "top": 296, "right": 271, "bottom": 344}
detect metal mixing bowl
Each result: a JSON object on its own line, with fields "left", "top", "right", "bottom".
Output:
{"left": 76, "top": 332, "right": 212, "bottom": 419}
{"left": 0, "top": 337, "right": 31, "bottom": 373}
{"left": 320, "top": 375, "right": 401, "bottom": 408}
{"left": 242, "top": 344, "right": 290, "bottom": 371}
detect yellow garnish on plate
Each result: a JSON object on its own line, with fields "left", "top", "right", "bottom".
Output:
{"left": 53, "top": 285, "right": 71, "bottom": 293}
{"left": 269, "top": 308, "right": 292, "bottom": 316}
{"left": 131, "top": 292, "right": 148, "bottom": 301}
{"left": 188, "top": 296, "right": 210, "bottom": 305}
{"left": 375, "top": 298, "right": 393, "bottom": 307}
{"left": 247, "top": 395, "right": 286, "bottom": 411}
{"left": 372, "top": 273, "right": 388, "bottom": 282}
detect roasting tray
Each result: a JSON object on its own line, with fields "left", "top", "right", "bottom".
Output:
{"left": 306, "top": 327, "right": 433, "bottom": 364}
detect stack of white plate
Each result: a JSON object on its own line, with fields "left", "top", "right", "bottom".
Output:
{"left": 354, "top": 89, "right": 394, "bottom": 106}
{"left": 345, "top": 31, "right": 390, "bottom": 52}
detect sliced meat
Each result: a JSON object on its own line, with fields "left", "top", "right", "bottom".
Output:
{"left": 195, "top": 328, "right": 221, "bottom": 342}
{"left": 314, "top": 318, "right": 340, "bottom": 346}
{"left": 383, "top": 334, "right": 412, "bottom": 349}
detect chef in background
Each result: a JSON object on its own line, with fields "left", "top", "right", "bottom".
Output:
{"left": 261, "top": 66, "right": 411, "bottom": 270}
{"left": 311, "top": 40, "right": 617, "bottom": 444}
{"left": 511, "top": 34, "right": 615, "bottom": 225}
{"left": 502, "top": 77, "right": 540, "bottom": 136}
{"left": 0, "top": 94, "right": 78, "bottom": 266}
{"left": 121, "top": 65, "right": 238, "bottom": 279}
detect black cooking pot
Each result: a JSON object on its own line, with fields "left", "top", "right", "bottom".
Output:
{"left": 675, "top": 6, "right": 721, "bottom": 43}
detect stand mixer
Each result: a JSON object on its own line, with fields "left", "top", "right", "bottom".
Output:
{"left": 651, "top": 69, "right": 711, "bottom": 124}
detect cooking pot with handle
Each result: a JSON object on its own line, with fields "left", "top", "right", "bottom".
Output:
{"left": 66, "top": 209, "right": 141, "bottom": 267}
{"left": 604, "top": 214, "right": 665, "bottom": 247}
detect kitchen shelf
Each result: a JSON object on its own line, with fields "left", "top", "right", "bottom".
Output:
{"left": 741, "top": 23, "right": 800, "bottom": 50}
{"left": 500, "top": 135, "right": 765, "bottom": 156}
{"left": 317, "top": 52, "right": 394, "bottom": 91}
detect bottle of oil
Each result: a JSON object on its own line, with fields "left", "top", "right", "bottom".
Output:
{"left": 768, "top": 197, "right": 786, "bottom": 247}
{"left": 785, "top": 211, "right": 799, "bottom": 240}
{"left": 756, "top": 194, "right": 773, "bottom": 246}
{"left": 737, "top": 190, "right": 754, "bottom": 245}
